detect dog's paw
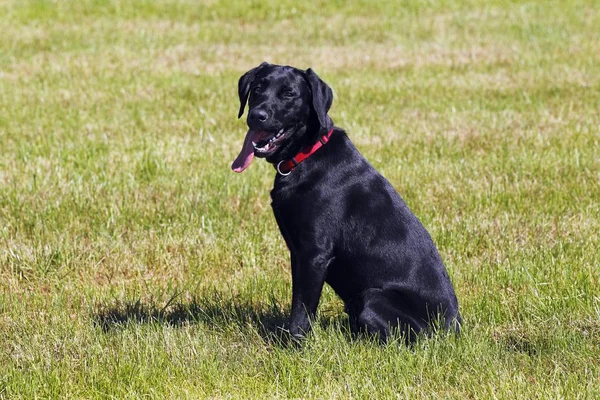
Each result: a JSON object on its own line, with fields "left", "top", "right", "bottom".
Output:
{"left": 274, "top": 325, "right": 305, "bottom": 348}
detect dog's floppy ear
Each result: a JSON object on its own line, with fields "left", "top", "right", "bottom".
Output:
{"left": 237, "top": 62, "right": 268, "bottom": 118}
{"left": 305, "top": 68, "right": 333, "bottom": 131}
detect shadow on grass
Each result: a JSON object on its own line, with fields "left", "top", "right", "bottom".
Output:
{"left": 92, "top": 292, "right": 349, "bottom": 346}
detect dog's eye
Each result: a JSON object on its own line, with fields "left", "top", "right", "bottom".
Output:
{"left": 252, "top": 86, "right": 262, "bottom": 94}
{"left": 283, "top": 90, "right": 295, "bottom": 98}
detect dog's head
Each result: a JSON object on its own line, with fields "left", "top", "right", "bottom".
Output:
{"left": 231, "top": 62, "right": 333, "bottom": 172}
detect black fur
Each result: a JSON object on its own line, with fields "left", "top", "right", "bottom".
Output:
{"left": 236, "top": 63, "right": 461, "bottom": 342}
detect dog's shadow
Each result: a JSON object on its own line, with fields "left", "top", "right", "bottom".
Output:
{"left": 93, "top": 292, "right": 349, "bottom": 346}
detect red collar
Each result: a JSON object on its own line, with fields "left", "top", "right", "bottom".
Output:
{"left": 276, "top": 129, "right": 334, "bottom": 175}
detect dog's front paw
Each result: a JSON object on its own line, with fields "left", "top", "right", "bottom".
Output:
{"left": 275, "top": 325, "right": 305, "bottom": 347}
{"left": 288, "top": 325, "right": 309, "bottom": 341}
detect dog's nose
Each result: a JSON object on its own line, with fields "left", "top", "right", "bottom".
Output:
{"left": 249, "top": 109, "right": 269, "bottom": 123}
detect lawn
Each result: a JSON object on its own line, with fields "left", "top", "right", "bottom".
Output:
{"left": 1, "top": 0, "right": 599, "bottom": 398}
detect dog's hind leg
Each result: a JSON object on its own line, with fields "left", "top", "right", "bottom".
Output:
{"left": 354, "top": 289, "right": 427, "bottom": 343}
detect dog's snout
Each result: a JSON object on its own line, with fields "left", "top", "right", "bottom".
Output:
{"left": 249, "top": 109, "right": 269, "bottom": 123}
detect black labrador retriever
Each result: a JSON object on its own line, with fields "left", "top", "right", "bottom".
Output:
{"left": 232, "top": 62, "right": 461, "bottom": 342}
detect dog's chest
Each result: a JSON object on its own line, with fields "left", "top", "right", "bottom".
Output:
{"left": 270, "top": 192, "right": 309, "bottom": 229}
{"left": 270, "top": 177, "right": 328, "bottom": 241}
{"left": 270, "top": 198, "right": 304, "bottom": 253}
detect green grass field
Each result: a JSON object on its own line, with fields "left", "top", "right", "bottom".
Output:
{"left": 1, "top": 0, "right": 599, "bottom": 398}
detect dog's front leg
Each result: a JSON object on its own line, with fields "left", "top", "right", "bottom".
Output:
{"left": 288, "top": 252, "right": 332, "bottom": 339}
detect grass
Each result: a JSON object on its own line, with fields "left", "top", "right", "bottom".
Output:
{"left": 1, "top": 0, "right": 599, "bottom": 398}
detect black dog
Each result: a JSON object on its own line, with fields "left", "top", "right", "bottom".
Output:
{"left": 232, "top": 62, "right": 461, "bottom": 342}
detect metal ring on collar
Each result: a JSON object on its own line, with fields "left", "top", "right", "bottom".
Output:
{"left": 276, "top": 160, "right": 291, "bottom": 176}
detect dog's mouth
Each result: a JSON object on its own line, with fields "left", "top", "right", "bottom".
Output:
{"left": 231, "top": 126, "right": 296, "bottom": 172}
{"left": 252, "top": 126, "right": 294, "bottom": 155}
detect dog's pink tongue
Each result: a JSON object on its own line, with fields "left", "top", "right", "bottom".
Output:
{"left": 231, "top": 130, "right": 256, "bottom": 173}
